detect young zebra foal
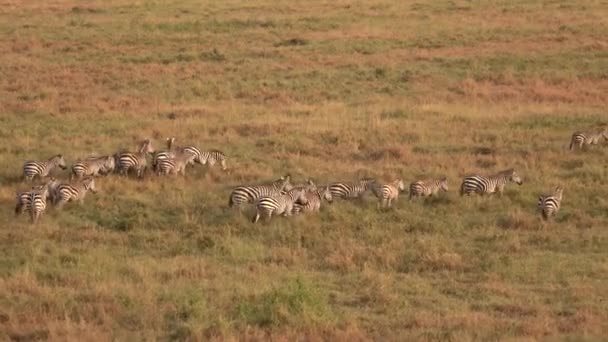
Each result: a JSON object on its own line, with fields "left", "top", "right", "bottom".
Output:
{"left": 292, "top": 183, "right": 333, "bottom": 215}
{"left": 15, "top": 178, "right": 58, "bottom": 216}
{"left": 166, "top": 137, "right": 228, "bottom": 170}
{"left": 116, "top": 139, "right": 155, "bottom": 178}
{"left": 372, "top": 179, "right": 405, "bottom": 208}
{"left": 53, "top": 177, "right": 97, "bottom": 209}
{"left": 538, "top": 186, "right": 564, "bottom": 221}
{"left": 28, "top": 187, "right": 49, "bottom": 224}
{"left": 71, "top": 155, "right": 115, "bottom": 180}
{"left": 460, "top": 169, "right": 522, "bottom": 197}
{"left": 155, "top": 150, "right": 197, "bottom": 176}
{"left": 409, "top": 177, "right": 448, "bottom": 200}
{"left": 569, "top": 127, "right": 608, "bottom": 150}
{"left": 22, "top": 154, "right": 67, "bottom": 182}
{"left": 252, "top": 188, "right": 309, "bottom": 223}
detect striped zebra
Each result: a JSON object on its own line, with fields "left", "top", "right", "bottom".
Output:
{"left": 538, "top": 186, "right": 563, "bottom": 220}
{"left": 569, "top": 128, "right": 608, "bottom": 150}
{"left": 71, "top": 155, "right": 115, "bottom": 180}
{"left": 252, "top": 188, "right": 309, "bottom": 223}
{"left": 167, "top": 137, "right": 228, "bottom": 170}
{"left": 372, "top": 179, "right": 405, "bottom": 208}
{"left": 22, "top": 154, "right": 67, "bottom": 181}
{"left": 53, "top": 177, "right": 97, "bottom": 209}
{"left": 28, "top": 187, "right": 49, "bottom": 224}
{"left": 292, "top": 185, "right": 333, "bottom": 215}
{"left": 155, "top": 150, "right": 197, "bottom": 176}
{"left": 409, "top": 177, "right": 448, "bottom": 200}
{"left": 15, "top": 178, "right": 58, "bottom": 216}
{"left": 116, "top": 139, "right": 155, "bottom": 178}
{"left": 228, "top": 175, "right": 292, "bottom": 208}
{"left": 328, "top": 177, "right": 376, "bottom": 200}
{"left": 460, "top": 169, "right": 523, "bottom": 197}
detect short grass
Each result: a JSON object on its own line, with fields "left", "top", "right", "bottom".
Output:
{"left": 1, "top": 0, "right": 608, "bottom": 340}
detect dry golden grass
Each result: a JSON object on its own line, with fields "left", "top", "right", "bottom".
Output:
{"left": 1, "top": 0, "right": 608, "bottom": 340}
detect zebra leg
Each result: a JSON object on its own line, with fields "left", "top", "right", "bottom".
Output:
{"left": 388, "top": 198, "right": 393, "bottom": 208}
{"left": 15, "top": 203, "right": 23, "bottom": 216}
{"left": 252, "top": 211, "right": 260, "bottom": 224}
{"left": 220, "top": 160, "right": 227, "bottom": 171}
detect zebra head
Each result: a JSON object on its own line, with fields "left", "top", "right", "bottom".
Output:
{"left": 288, "top": 188, "right": 309, "bottom": 206}
{"left": 103, "top": 155, "right": 116, "bottom": 173}
{"left": 508, "top": 169, "right": 523, "bottom": 185}
{"left": 439, "top": 177, "right": 449, "bottom": 192}
{"left": 279, "top": 174, "right": 293, "bottom": 192}
{"left": 320, "top": 186, "right": 333, "bottom": 203}
{"left": 396, "top": 180, "right": 405, "bottom": 192}
{"left": 53, "top": 154, "right": 68, "bottom": 169}
{"left": 140, "top": 139, "right": 155, "bottom": 154}
{"left": 83, "top": 177, "right": 98, "bottom": 193}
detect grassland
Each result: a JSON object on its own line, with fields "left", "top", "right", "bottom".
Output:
{"left": 1, "top": 0, "right": 608, "bottom": 340}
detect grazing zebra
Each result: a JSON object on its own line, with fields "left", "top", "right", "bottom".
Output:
{"left": 538, "top": 186, "right": 564, "bottom": 221}
{"left": 328, "top": 177, "right": 376, "bottom": 200}
{"left": 569, "top": 128, "right": 608, "bottom": 150}
{"left": 15, "top": 178, "right": 58, "bottom": 216}
{"left": 409, "top": 177, "right": 448, "bottom": 200}
{"left": 28, "top": 187, "right": 49, "bottom": 224}
{"left": 372, "top": 179, "right": 405, "bottom": 208}
{"left": 71, "top": 155, "right": 115, "bottom": 180}
{"left": 53, "top": 177, "right": 97, "bottom": 209}
{"left": 460, "top": 169, "right": 523, "bottom": 197}
{"left": 155, "top": 150, "right": 197, "bottom": 176}
{"left": 252, "top": 188, "right": 309, "bottom": 223}
{"left": 116, "top": 139, "right": 155, "bottom": 178}
{"left": 228, "top": 175, "right": 293, "bottom": 208}
{"left": 292, "top": 185, "right": 333, "bottom": 214}
{"left": 22, "top": 154, "right": 67, "bottom": 181}
{"left": 167, "top": 137, "right": 228, "bottom": 170}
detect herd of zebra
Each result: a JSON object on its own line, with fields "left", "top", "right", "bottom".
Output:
{"left": 12, "top": 126, "right": 608, "bottom": 225}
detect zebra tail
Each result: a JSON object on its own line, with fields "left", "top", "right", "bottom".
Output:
{"left": 569, "top": 139, "right": 573, "bottom": 151}
{"left": 251, "top": 212, "right": 260, "bottom": 224}
{"left": 228, "top": 195, "right": 234, "bottom": 207}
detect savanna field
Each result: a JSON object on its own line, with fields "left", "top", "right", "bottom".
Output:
{"left": 1, "top": 0, "right": 608, "bottom": 340}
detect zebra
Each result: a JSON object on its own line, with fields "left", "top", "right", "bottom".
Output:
{"left": 71, "top": 155, "right": 115, "bottom": 180}
{"left": 228, "top": 175, "right": 293, "bottom": 208}
{"left": 372, "top": 179, "right": 405, "bottom": 208}
{"left": 15, "top": 178, "right": 58, "bottom": 216}
{"left": 328, "top": 177, "right": 376, "bottom": 200}
{"left": 538, "top": 186, "right": 563, "bottom": 221}
{"left": 155, "top": 150, "right": 197, "bottom": 176}
{"left": 252, "top": 187, "right": 309, "bottom": 223}
{"left": 28, "top": 187, "right": 49, "bottom": 224}
{"left": 53, "top": 177, "right": 97, "bottom": 209}
{"left": 569, "top": 127, "right": 608, "bottom": 150}
{"left": 292, "top": 185, "right": 333, "bottom": 215}
{"left": 409, "top": 177, "right": 448, "bottom": 200}
{"left": 460, "top": 169, "right": 523, "bottom": 197}
{"left": 116, "top": 139, "right": 155, "bottom": 178}
{"left": 22, "top": 154, "right": 67, "bottom": 181}
{"left": 167, "top": 137, "right": 228, "bottom": 170}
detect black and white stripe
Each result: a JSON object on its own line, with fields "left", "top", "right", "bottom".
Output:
{"left": 228, "top": 175, "right": 292, "bottom": 208}
{"left": 167, "top": 137, "right": 227, "bottom": 170}
{"left": 538, "top": 186, "right": 563, "bottom": 220}
{"left": 252, "top": 188, "right": 309, "bottom": 223}
{"left": 15, "top": 178, "right": 59, "bottom": 216}
{"left": 372, "top": 179, "right": 405, "bottom": 208}
{"left": 71, "top": 155, "right": 115, "bottom": 180}
{"left": 116, "top": 139, "right": 154, "bottom": 178}
{"left": 292, "top": 185, "right": 333, "bottom": 215}
{"left": 328, "top": 177, "right": 376, "bottom": 200}
{"left": 569, "top": 128, "right": 608, "bottom": 150}
{"left": 53, "top": 177, "right": 97, "bottom": 208}
{"left": 156, "top": 151, "right": 197, "bottom": 176}
{"left": 29, "top": 188, "right": 49, "bottom": 224}
{"left": 409, "top": 177, "right": 448, "bottom": 200}
{"left": 460, "top": 169, "right": 523, "bottom": 196}
{"left": 22, "top": 155, "right": 67, "bottom": 181}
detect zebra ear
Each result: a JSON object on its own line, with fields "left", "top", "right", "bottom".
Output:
{"left": 307, "top": 179, "right": 315, "bottom": 187}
